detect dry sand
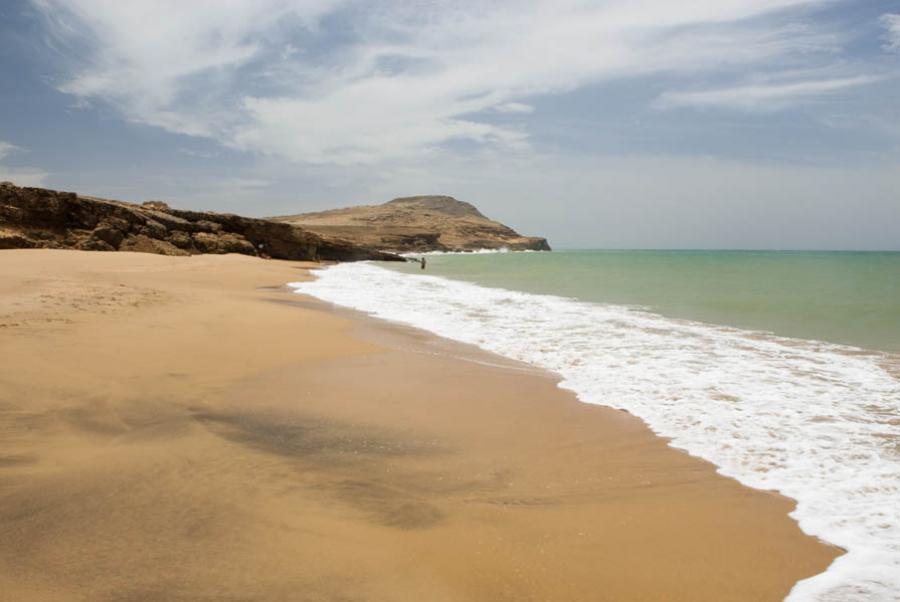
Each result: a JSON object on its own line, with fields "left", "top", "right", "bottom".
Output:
{"left": 0, "top": 250, "right": 838, "bottom": 601}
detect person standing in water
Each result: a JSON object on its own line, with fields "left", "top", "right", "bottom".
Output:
{"left": 420, "top": 257, "right": 427, "bottom": 270}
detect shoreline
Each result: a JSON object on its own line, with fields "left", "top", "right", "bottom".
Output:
{"left": 0, "top": 250, "right": 838, "bottom": 601}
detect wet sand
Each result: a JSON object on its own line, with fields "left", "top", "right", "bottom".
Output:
{"left": 0, "top": 250, "right": 838, "bottom": 601}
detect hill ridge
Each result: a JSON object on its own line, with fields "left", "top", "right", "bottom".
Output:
{"left": 272, "top": 195, "right": 550, "bottom": 253}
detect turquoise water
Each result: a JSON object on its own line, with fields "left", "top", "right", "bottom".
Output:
{"left": 298, "top": 249, "right": 900, "bottom": 599}
{"left": 386, "top": 250, "right": 900, "bottom": 353}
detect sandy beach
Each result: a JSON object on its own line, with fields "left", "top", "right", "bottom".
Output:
{"left": 0, "top": 250, "right": 838, "bottom": 601}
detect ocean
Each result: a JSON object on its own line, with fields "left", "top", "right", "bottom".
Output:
{"left": 290, "top": 250, "right": 900, "bottom": 602}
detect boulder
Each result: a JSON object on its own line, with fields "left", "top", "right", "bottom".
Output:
{"left": 168, "top": 230, "right": 192, "bottom": 249}
{"left": 120, "top": 234, "right": 189, "bottom": 256}
{"left": 0, "top": 228, "right": 36, "bottom": 249}
{"left": 139, "top": 219, "right": 168, "bottom": 239}
{"left": 77, "top": 237, "right": 116, "bottom": 252}
{"left": 92, "top": 221, "right": 126, "bottom": 248}
{"left": 195, "top": 220, "right": 222, "bottom": 233}
{"left": 142, "top": 200, "right": 171, "bottom": 211}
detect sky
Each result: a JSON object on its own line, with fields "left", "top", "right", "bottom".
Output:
{"left": 0, "top": 0, "right": 898, "bottom": 250}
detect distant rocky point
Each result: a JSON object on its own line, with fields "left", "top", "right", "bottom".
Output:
{"left": 0, "top": 182, "right": 400, "bottom": 262}
{"left": 271, "top": 195, "right": 551, "bottom": 253}
{"left": 0, "top": 184, "right": 550, "bottom": 261}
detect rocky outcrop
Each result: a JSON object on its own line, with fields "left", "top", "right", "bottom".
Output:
{"left": 271, "top": 195, "right": 551, "bottom": 253}
{"left": 0, "top": 182, "right": 402, "bottom": 262}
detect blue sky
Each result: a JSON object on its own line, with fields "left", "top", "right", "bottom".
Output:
{"left": 1, "top": 0, "right": 898, "bottom": 249}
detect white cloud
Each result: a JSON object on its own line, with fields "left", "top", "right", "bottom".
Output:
{"left": 33, "top": 0, "right": 343, "bottom": 135}
{"left": 494, "top": 102, "right": 535, "bottom": 114}
{"left": 656, "top": 75, "right": 882, "bottom": 111}
{"left": 0, "top": 141, "right": 19, "bottom": 161}
{"left": 34, "top": 0, "right": 838, "bottom": 164}
{"left": 177, "top": 147, "right": 219, "bottom": 159}
{"left": 883, "top": 13, "right": 900, "bottom": 51}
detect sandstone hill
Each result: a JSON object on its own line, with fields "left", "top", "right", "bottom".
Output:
{"left": 271, "top": 195, "right": 550, "bottom": 253}
{"left": 0, "top": 182, "right": 400, "bottom": 262}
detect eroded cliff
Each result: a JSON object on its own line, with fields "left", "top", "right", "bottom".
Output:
{"left": 0, "top": 182, "right": 401, "bottom": 262}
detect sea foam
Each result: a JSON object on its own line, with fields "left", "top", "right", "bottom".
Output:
{"left": 290, "top": 262, "right": 900, "bottom": 601}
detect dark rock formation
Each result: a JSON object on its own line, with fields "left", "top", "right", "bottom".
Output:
{"left": 271, "top": 195, "right": 551, "bottom": 253}
{"left": 0, "top": 182, "right": 402, "bottom": 262}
